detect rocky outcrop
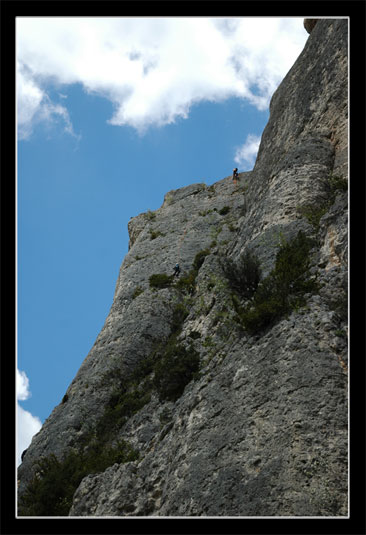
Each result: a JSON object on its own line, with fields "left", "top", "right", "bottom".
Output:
{"left": 18, "top": 19, "right": 348, "bottom": 517}
{"left": 304, "top": 19, "right": 319, "bottom": 34}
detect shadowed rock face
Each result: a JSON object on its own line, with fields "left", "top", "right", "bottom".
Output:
{"left": 304, "top": 19, "right": 319, "bottom": 34}
{"left": 18, "top": 19, "right": 348, "bottom": 517}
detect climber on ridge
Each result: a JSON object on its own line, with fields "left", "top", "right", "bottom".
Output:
{"left": 233, "top": 167, "right": 239, "bottom": 180}
{"left": 173, "top": 263, "right": 181, "bottom": 277}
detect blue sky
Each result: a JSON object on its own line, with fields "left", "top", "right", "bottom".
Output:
{"left": 16, "top": 17, "right": 308, "bottom": 464}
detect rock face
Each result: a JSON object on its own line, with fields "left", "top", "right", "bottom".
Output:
{"left": 18, "top": 19, "right": 348, "bottom": 517}
{"left": 304, "top": 19, "right": 319, "bottom": 34}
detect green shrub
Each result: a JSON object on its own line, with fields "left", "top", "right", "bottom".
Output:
{"left": 97, "top": 349, "right": 162, "bottom": 440}
{"left": 296, "top": 204, "right": 328, "bottom": 230}
{"left": 192, "top": 249, "right": 210, "bottom": 271}
{"left": 171, "top": 303, "right": 189, "bottom": 334}
{"left": 235, "top": 231, "right": 318, "bottom": 334}
{"left": 297, "top": 174, "right": 348, "bottom": 230}
{"left": 98, "top": 346, "right": 169, "bottom": 442}
{"left": 132, "top": 286, "right": 144, "bottom": 299}
{"left": 174, "top": 249, "right": 210, "bottom": 296}
{"left": 189, "top": 330, "right": 201, "bottom": 339}
{"left": 97, "top": 387, "right": 151, "bottom": 439}
{"left": 238, "top": 290, "right": 288, "bottom": 334}
{"left": 153, "top": 340, "right": 200, "bottom": 402}
{"left": 149, "top": 273, "right": 174, "bottom": 289}
{"left": 129, "top": 352, "right": 157, "bottom": 385}
{"left": 219, "top": 206, "right": 230, "bottom": 215}
{"left": 335, "top": 329, "right": 347, "bottom": 338}
{"left": 326, "top": 174, "right": 348, "bottom": 194}
{"left": 149, "top": 230, "right": 164, "bottom": 240}
{"left": 174, "top": 269, "right": 197, "bottom": 295}
{"left": 145, "top": 210, "right": 156, "bottom": 220}
{"left": 222, "top": 250, "right": 262, "bottom": 300}
{"left": 18, "top": 440, "right": 138, "bottom": 516}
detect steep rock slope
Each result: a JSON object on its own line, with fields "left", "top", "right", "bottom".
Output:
{"left": 18, "top": 19, "right": 348, "bottom": 517}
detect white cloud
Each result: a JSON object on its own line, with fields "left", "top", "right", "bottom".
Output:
{"left": 17, "top": 66, "right": 44, "bottom": 139}
{"left": 17, "top": 369, "right": 42, "bottom": 466}
{"left": 17, "top": 405, "right": 42, "bottom": 466}
{"left": 17, "top": 368, "right": 31, "bottom": 401}
{"left": 234, "top": 133, "right": 262, "bottom": 170}
{"left": 16, "top": 17, "right": 307, "bottom": 136}
{"left": 17, "top": 64, "right": 79, "bottom": 140}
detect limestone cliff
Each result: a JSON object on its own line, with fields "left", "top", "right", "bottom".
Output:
{"left": 18, "top": 19, "right": 348, "bottom": 517}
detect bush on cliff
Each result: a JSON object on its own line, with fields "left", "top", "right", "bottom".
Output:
{"left": 97, "top": 387, "right": 151, "bottom": 439}
{"left": 153, "top": 339, "right": 200, "bottom": 402}
{"left": 222, "top": 250, "right": 262, "bottom": 300}
{"left": 218, "top": 206, "right": 230, "bottom": 215}
{"left": 149, "top": 273, "right": 174, "bottom": 289}
{"left": 297, "top": 173, "right": 348, "bottom": 230}
{"left": 233, "top": 231, "right": 318, "bottom": 334}
{"left": 18, "top": 440, "right": 138, "bottom": 516}
{"left": 174, "top": 248, "right": 210, "bottom": 295}
{"left": 174, "top": 269, "right": 197, "bottom": 295}
{"left": 192, "top": 248, "right": 210, "bottom": 271}
{"left": 170, "top": 303, "right": 189, "bottom": 334}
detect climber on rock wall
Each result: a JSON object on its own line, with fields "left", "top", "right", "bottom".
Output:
{"left": 173, "top": 263, "right": 181, "bottom": 277}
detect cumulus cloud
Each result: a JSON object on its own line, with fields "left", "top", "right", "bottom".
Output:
{"left": 234, "top": 133, "right": 262, "bottom": 170}
{"left": 17, "top": 64, "right": 80, "bottom": 140}
{"left": 17, "top": 368, "right": 31, "bottom": 401}
{"left": 17, "top": 369, "right": 42, "bottom": 466}
{"left": 16, "top": 17, "right": 307, "bottom": 136}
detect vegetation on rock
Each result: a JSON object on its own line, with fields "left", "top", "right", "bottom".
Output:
{"left": 149, "top": 229, "right": 165, "bottom": 240}
{"left": 132, "top": 286, "right": 144, "bottom": 299}
{"left": 153, "top": 339, "right": 200, "bottom": 401}
{"left": 149, "top": 249, "right": 211, "bottom": 295}
{"left": 231, "top": 231, "right": 318, "bottom": 334}
{"left": 297, "top": 174, "right": 348, "bottom": 230}
{"left": 18, "top": 439, "right": 138, "bottom": 516}
{"left": 149, "top": 273, "right": 174, "bottom": 289}
{"left": 221, "top": 250, "right": 262, "bottom": 300}
{"left": 218, "top": 206, "right": 230, "bottom": 215}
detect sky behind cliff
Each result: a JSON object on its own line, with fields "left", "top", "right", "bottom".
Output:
{"left": 16, "top": 16, "right": 308, "bottom": 464}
